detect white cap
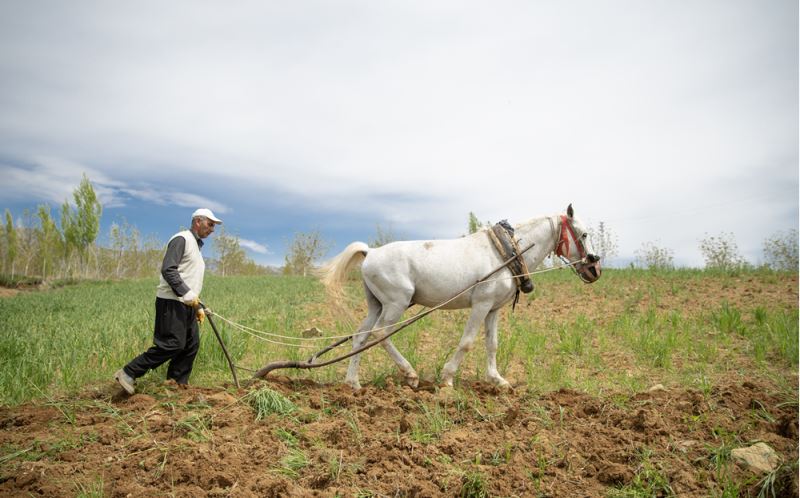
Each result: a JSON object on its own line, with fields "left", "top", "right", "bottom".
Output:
{"left": 192, "top": 208, "right": 223, "bottom": 224}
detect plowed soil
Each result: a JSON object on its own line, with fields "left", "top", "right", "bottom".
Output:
{"left": 0, "top": 377, "right": 797, "bottom": 497}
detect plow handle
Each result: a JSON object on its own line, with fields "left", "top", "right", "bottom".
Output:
{"left": 200, "top": 303, "right": 240, "bottom": 389}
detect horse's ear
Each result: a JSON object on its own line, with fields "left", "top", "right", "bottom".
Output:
{"left": 567, "top": 204, "right": 574, "bottom": 218}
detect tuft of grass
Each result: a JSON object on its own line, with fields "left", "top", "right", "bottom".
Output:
{"left": 176, "top": 414, "right": 213, "bottom": 442}
{"left": 707, "top": 440, "right": 733, "bottom": 474}
{"left": 711, "top": 302, "right": 744, "bottom": 336}
{"left": 459, "top": 469, "right": 490, "bottom": 498}
{"left": 327, "top": 450, "right": 344, "bottom": 483}
{"left": 489, "top": 442, "right": 514, "bottom": 466}
{"left": 277, "top": 448, "right": 309, "bottom": 478}
{"left": 608, "top": 448, "right": 673, "bottom": 498}
{"left": 275, "top": 427, "right": 300, "bottom": 447}
{"left": 557, "top": 324, "right": 585, "bottom": 356}
{"left": 753, "top": 309, "right": 798, "bottom": 366}
{"left": 410, "top": 401, "right": 453, "bottom": 444}
{"left": 344, "top": 410, "right": 363, "bottom": 448}
{"left": 755, "top": 461, "right": 798, "bottom": 498}
{"left": 0, "top": 444, "right": 35, "bottom": 465}
{"left": 636, "top": 326, "right": 678, "bottom": 369}
{"left": 246, "top": 387, "right": 297, "bottom": 420}
{"left": 74, "top": 476, "right": 105, "bottom": 498}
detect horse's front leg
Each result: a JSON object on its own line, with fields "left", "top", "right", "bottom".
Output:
{"left": 484, "top": 309, "right": 510, "bottom": 388}
{"left": 377, "top": 303, "right": 419, "bottom": 388}
{"left": 440, "top": 303, "right": 492, "bottom": 388}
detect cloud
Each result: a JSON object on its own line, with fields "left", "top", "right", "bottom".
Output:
{"left": 0, "top": 155, "right": 230, "bottom": 216}
{"left": 238, "top": 238, "right": 270, "bottom": 255}
{"left": 0, "top": 156, "right": 124, "bottom": 205}
{"left": 0, "top": 1, "right": 795, "bottom": 267}
{"left": 112, "top": 188, "right": 230, "bottom": 214}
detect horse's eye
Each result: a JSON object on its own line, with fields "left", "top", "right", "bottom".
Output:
{"left": 581, "top": 233, "right": 588, "bottom": 239}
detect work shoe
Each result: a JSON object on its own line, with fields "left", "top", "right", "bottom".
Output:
{"left": 114, "top": 369, "right": 135, "bottom": 395}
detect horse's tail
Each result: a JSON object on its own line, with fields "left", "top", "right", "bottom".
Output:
{"left": 315, "top": 241, "right": 369, "bottom": 297}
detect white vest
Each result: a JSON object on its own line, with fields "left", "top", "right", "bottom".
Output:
{"left": 156, "top": 230, "right": 205, "bottom": 301}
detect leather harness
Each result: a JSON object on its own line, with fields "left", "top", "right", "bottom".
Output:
{"left": 487, "top": 220, "right": 534, "bottom": 310}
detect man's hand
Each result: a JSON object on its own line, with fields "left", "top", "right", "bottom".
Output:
{"left": 181, "top": 290, "right": 199, "bottom": 307}
{"left": 196, "top": 308, "right": 206, "bottom": 325}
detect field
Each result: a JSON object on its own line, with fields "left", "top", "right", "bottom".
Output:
{"left": 0, "top": 268, "right": 797, "bottom": 496}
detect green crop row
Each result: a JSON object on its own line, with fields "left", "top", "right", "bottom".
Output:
{"left": 0, "top": 269, "right": 796, "bottom": 406}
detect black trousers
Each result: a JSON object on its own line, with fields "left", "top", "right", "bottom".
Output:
{"left": 124, "top": 297, "right": 200, "bottom": 384}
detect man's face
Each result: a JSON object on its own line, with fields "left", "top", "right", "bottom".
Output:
{"left": 194, "top": 217, "right": 217, "bottom": 239}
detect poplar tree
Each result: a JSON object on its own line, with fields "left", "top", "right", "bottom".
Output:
{"left": 468, "top": 212, "right": 482, "bottom": 234}
{"left": 60, "top": 200, "right": 77, "bottom": 277}
{"left": 61, "top": 173, "right": 102, "bottom": 276}
{"left": 36, "top": 205, "right": 60, "bottom": 279}
{"left": 4, "top": 210, "right": 16, "bottom": 277}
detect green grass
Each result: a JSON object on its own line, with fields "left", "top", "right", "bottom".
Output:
{"left": 276, "top": 448, "right": 309, "bottom": 478}
{"left": 0, "top": 269, "right": 797, "bottom": 406}
{"left": 246, "top": 386, "right": 297, "bottom": 420}
{"left": 459, "top": 469, "right": 490, "bottom": 498}
{"left": 608, "top": 448, "right": 674, "bottom": 497}
{"left": 410, "top": 401, "right": 453, "bottom": 444}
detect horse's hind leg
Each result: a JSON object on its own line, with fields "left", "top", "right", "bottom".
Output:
{"left": 484, "top": 309, "right": 510, "bottom": 388}
{"left": 345, "top": 285, "right": 381, "bottom": 390}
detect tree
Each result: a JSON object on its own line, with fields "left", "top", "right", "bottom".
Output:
{"left": 283, "top": 230, "right": 331, "bottom": 277}
{"left": 106, "top": 219, "right": 143, "bottom": 278}
{"left": 37, "top": 205, "right": 61, "bottom": 279}
{"left": 370, "top": 223, "right": 397, "bottom": 248}
{"left": 762, "top": 229, "right": 798, "bottom": 271}
{"left": 60, "top": 173, "right": 102, "bottom": 277}
{"left": 468, "top": 212, "right": 482, "bottom": 234}
{"left": 587, "top": 221, "right": 618, "bottom": 265}
{"left": 17, "top": 209, "right": 38, "bottom": 276}
{"left": 467, "top": 212, "right": 492, "bottom": 235}
{"left": 60, "top": 199, "right": 78, "bottom": 277}
{"left": 0, "top": 222, "right": 5, "bottom": 274}
{"left": 4, "top": 210, "right": 16, "bottom": 277}
{"left": 634, "top": 241, "right": 674, "bottom": 270}
{"left": 699, "top": 232, "right": 748, "bottom": 271}
{"left": 212, "top": 226, "right": 248, "bottom": 276}
{"left": 73, "top": 173, "right": 103, "bottom": 275}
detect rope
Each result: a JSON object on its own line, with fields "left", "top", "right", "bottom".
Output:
{"left": 207, "top": 259, "right": 584, "bottom": 347}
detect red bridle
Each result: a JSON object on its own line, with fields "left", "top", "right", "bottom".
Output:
{"left": 555, "top": 215, "right": 587, "bottom": 260}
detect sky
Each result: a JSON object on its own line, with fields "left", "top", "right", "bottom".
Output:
{"left": 0, "top": 1, "right": 797, "bottom": 268}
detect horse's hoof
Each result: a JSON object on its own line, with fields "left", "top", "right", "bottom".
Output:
{"left": 488, "top": 375, "right": 512, "bottom": 390}
{"left": 404, "top": 375, "right": 419, "bottom": 389}
{"left": 345, "top": 380, "right": 362, "bottom": 391}
{"left": 435, "top": 385, "right": 456, "bottom": 401}
{"left": 439, "top": 379, "right": 454, "bottom": 389}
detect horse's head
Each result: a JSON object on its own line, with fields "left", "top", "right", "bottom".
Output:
{"left": 555, "top": 204, "right": 602, "bottom": 283}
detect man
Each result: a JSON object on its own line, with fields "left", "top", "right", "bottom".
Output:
{"left": 114, "top": 208, "right": 222, "bottom": 394}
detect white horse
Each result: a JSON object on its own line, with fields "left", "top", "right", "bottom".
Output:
{"left": 317, "top": 204, "right": 601, "bottom": 390}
